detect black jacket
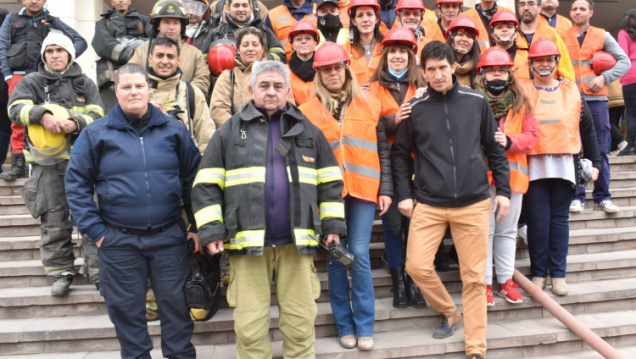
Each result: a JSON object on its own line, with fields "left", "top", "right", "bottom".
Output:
{"left": 574, "top": 97, "right": 602, "bottom": 187}
{"left": 376, "top": 121, "right": 393, "bottom": 198}
{"left": 392, "top": 77, "right": 511, "bottom": 208}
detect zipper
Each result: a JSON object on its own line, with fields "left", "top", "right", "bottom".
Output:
{"left": 267, "top": 116, "right": 276, "bottom": 247}
{"left": 140, "top": 136, "right": 152, "bottom": 227}
{"left": 443, "top": 96, "right": 458, "bottom": 207}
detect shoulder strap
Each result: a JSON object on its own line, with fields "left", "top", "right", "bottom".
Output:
{"left": 186, "top": 81, "right": 196, "bottom": 122}
{"left": 216, "top": 0, "right": 226, "bottom": 14}
{"left": 106, "top": 18, "right": 110, "bottom": 30}
{"left": 252, "top": 0, "right": 260, "bottom": 16}
{"left": 230, "top": 70, "right": 235, "bottom": 115}
{"left": 137, "top": 19, "right": 143, "bottom": 34}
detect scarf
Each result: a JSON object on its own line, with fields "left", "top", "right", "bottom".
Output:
{"left": 477, "top": 83, "right": 516, "bottom": 119}
{"left": 288, "top": 52, "right": 316, "bottom": 82}
{"left": 388, "top": 67, "right": 408, "bottom": 83}
{"left": 477, "top": 3, "right": 498, "bottom": 20}
{"left": 329, "top": 91, "right": 348, "bottom": 123}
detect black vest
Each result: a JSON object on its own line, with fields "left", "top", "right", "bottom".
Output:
{"left": 6, "top": 12, "right": 56, "bottom": 71}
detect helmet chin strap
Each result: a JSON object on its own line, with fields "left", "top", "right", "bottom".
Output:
{"left": 530, "top": 56, "right": 560, "bottom": 77}
{"left": 492, "top": 30, "right": 514, "bottom": 44}
{"left": 449, "top": 34, "right": 470, "bottom": 55}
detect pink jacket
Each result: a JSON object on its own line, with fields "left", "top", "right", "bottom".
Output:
{"left": 499, "top": 111, "right": 538, "bottom": 155}
{"left": 618, "top": 30, "right": 636, "bottom": 86}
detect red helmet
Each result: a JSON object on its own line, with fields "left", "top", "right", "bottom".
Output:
{"left": 208, "top": 40, "right": 236, "bottom": 77}
{"left": 313, "top": 41, "right": 351, "bottom": 70}
{"left": 592, "top": 51, "right": 617, "bottom": 76}
{"left": 288, "top": 19, "right": 320, "bottom": 44}
{"left": 446, "top": 15, "right": 480, "bottom": 39}
{"left": 489, "top": 9, "right": 519, "bottom": 31}
{"left": 381, "top": 26, "right": 418, "bottom": 53}
{"left": 528, "top": 37, "right": 560, "bottom": 59}
{"left": 436, "top": 0, "right": 464, "bottom": 6}
{"left": 348, "top": 0, "right": 381, "bottom": 16}
{"left": 476, "top": 47, "right": 514, "bottom": 71}
{"left": 395, "top": 0, "right": 425, "bottom": 15}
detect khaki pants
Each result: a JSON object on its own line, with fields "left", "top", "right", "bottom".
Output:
{"left": 228, "top": 243, "right": 321, "bottom": 359}
{"left": 405, "top": 199, "right": 491, "bottom": 357}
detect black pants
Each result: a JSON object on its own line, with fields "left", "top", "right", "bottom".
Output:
{"left": 609, "top": 106, "right": 625, "bottom": 151}
{"left": 0, "top": 103, "right": 12, "bottom": 171}
{"left": 623, "top": 83, "right": 636, "bottom": 145}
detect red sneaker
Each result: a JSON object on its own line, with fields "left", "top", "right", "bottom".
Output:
{"left": 498, "top": 279, "right": 523, "bottom": 304}
{"left": 486, "top": 285, "right": 494, "bottom": 307}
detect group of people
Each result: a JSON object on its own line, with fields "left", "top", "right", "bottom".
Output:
{"left": 1, "top": 0, "right": 635, "bottom": 358}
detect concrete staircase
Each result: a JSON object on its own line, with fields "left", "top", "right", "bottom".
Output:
{"left": 2, "top": 158, "right": 636, "bottom": 358}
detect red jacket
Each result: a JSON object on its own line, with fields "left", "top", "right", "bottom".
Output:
{"left": 498, "top": 112, "right": 538, "bottom": 155}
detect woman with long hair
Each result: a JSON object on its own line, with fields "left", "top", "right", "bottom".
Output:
{"left": 287, "top": 20, "right": 319, "bottom": 106}
{"left": 618, "top": 9, "right": 636, "bottom": 155}
{"left": 445, "top": 15, "right": 481, "bottom": 88}
{"left": 299, "top": 42, "right": 392, "bottom": 351}
{"left": 368, "top": 27, "right": 428, "bottom": 309}
{"left": 345, "top": 0, "right": 385, "bottom": 89}
{"left": 474, "top": 47, "right": 538, "bottom": 306}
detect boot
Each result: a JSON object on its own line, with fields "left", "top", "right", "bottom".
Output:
{"left": 0, "top": 153, "right": 27, "bottom": 180}
{"left": 434, "top": 242, "right": 450, "bottom": 272}
{"left": 51, "top": 275, "right": 73, "bottom": 296}
{"left": 389, "top": 266, "right": 409, "bottom": 308}
{"left": 406, "top": 274, "right": 427, "bottom": 308}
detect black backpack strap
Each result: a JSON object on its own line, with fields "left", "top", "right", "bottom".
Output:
{"left": 186, "top": 81, "right": 196, "bottom": 122}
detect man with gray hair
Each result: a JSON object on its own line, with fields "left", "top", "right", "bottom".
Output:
{"left": 191, "top": 60, "right": 346, "bottom": 358}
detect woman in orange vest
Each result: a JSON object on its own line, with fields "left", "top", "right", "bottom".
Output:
{"left": 520, "top": 38, "right": 601, "bottom": 296}
{"left": 368, "top": 27, "right": 430, "bottom": 310}
{"left": 299, "top": 41, "right": 392, "bottom": 351}
{"left": 345, "top": 0, "right": 385, "bottom": 90}
{"left": 474, "top": 47, "right": 538, "bottom": 307}
{"left": 287, "top": 20, "right": 319, "bottom": 105}
{"left": 445, "top": 15, "right": 481, "bottom": 88}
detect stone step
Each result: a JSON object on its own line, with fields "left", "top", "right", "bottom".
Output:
{"left": 583, "top": 187, "right": 636, "bottom": 209}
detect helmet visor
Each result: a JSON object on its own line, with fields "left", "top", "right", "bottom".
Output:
{"left": 184, "top": 0, "right": 209, "bottom": 16}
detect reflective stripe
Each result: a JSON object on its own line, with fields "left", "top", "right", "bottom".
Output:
{"left": 194, "top": 204, "right": 224, "bottom": 226}
{"left": 111, "top": 43, "right": 127, "bottom": 62}
{"left": 287, "top": 167, "right": 292, "bottom": 182}
{"left": 340, "top": 165, "right": 345, "bottom": 174}
{"left": 317, "top": 166, "right": 343, "bottom": 184}
{"left": 572, "top": 59, "right": 579, "bottom": 66}
{"left": 281, "top": 40, "right": 287, "bottom": 47}
{"left": 71, "top": 106, "right": 85, "bottom": 116}
{"left": 580, "top": 59, "right": 593, "bottom": 66}
{"left": 576, "top": 78, "right": 581, "bottom": 85}
{"left": 319, "top": 202, "right": 345, "bottom": 219}
{"left": 193, "top": 168, "right": 226, "bottom": 189}
{"left": 81, "top": 115, "right": 94, "bottom": 125}
{"left": 539, "top": 99, "right": 555, "bottom": 104}
{"left": 85, "top": 104, "right": 105, "bottom": 117}
{"left": 277, "top": 16, "right": 290, "bottom": 22}
{"left": 8, "top": 99, "right": 33, "bottom": 112}
{"left": 342, "top": 136, "right": 377, "bottom": 152}
{"left": 293, "top": 228, "right": 320, "bottom": 247}
{"left": 329, "top": 140, "right": 340, "bottom": 151}
{"left": 20, "top": 105, "right": 33, "bottom": 125}
{"left": 478, "top": 40, "right": 489, "bottom": 47}
{"left": 509, "top": 161, "right": 529, "bottom": 175}
{"left": 225, "top": 167, "right": 266, "bottom": 187}
{"left": 581, "top": 76, "right": 596, "bottom": 84}
{"left": 539, "top": 120, "right": 561, "bottom": 124}
{"left": 308, "top": 15, "right": 316, "bottom": 20}
{"left": 224, "top": 230, "right": 265, "bottom": 250}
{"left": 344, "top": 161, "right": 381, "bottom": 180}
{"left": 297, "top": 166, "right": 318, "bottom": 185}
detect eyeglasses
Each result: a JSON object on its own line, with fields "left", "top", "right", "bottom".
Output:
{"left": 293, "top": 36, "right": 315, "bottom": 43}
{"left": 518, "top": 1, "right": 538, "bottom": 8}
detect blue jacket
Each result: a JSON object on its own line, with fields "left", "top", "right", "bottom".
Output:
{"left": 65, "top": 104, "right": 201, "bottom": 242}
{"left": 379, "top": 0, "right": 397, "bottom": 30}
{"left": 264, "top": 0, "right": 315, "bottom": 33}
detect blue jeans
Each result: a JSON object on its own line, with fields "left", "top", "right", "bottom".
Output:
{"left": 523, "top": 178, "right": 575, "bottom": 278}
{"left": 328, "top": 196, "right": 376, "bottom": 337}
{"left": 381, "top": 199, "right": 410, "bottom": 268}
{"left": 575, "top": 100, "right": 611, "bottom": 203}
{"left": 623, "top": 83, "right": 636, "bottom": 144}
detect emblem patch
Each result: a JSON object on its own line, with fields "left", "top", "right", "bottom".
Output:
{"left": 302, "top": 155, "right": 315, "bottom": 163}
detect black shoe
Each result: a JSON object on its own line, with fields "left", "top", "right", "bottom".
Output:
{"left": 94, "top": 282, "right": 100, "bottom": 291}
{"left": 389, "top": 266, "right": 409, "bottom": 308}
{"left": 51, "top": 276, "right": 73, "bottom": 296}
{"left": 406, "top": 274, "right": 427, "bottom": 308}
{"left": 0, "top": 153, "right": 27, "bottom": 180}
{"left": 381, "top": 252, "right": 389, "bottom": 274}
{"left": 434, "top": 242, "right": 450, "bottom": 272}
{"left": 620, "top": 146, "right": 636, "bottom": 156}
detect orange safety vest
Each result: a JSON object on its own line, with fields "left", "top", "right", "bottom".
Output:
{"left": 424, "top": 21, "right": 446, "bottom": 43}
{"left": 345, "top": 42, "right": 383, "bottom": 85}
{"left": 287, "top": 65, "right": 315, "bottom": 106}
{"left": 389, "top": 8, "right": 437, "bottom": 30}
{"left": 538, "top": 13, "right": 573, "bottom": 39}
{"left": 368, "top": 80, "right": 416, "bottom": 145}
{"left": 299, "top": 95, "right": 382, "bottom": 203}
{"left": 562, "top": 26, "right": 608, "bottom": 96}
{"left": 519, "top": 79, "right": 582, "bottom": 155}
{"left": 462, "top": 6, "right": 513, "bottom": 53}
{"left": 513, "top": 21, "right": 558, "bottom": 80}
{"left": 269, "top": 5, "right": 317, "bottom": 55}
{"left": 487, "top": 106, "right": 531, "bottom": 193}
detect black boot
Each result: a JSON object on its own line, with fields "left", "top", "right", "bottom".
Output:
{"left": 620, "top": 143, "right": 636, "bottom": 156}
{"left": 389, "top": 267, "right": 409, "bottom": 308}
{"left": 434, "top": 242, "right": 450, "bottom": 272}
{"left": 406, "top": 274, "right": 427, "bottom": 308}
{"left": 0, "top": 153, "right": 27, "bottom": 180}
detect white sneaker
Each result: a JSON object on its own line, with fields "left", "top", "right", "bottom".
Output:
{"left": 517, "top": 225, "right": 528, "bottom": 246}
{"left": 599, "top": 200, "right": 620, "bottom": 213}
{"left": 569, "top": 200, "right": 584, "bottom": 213}
{"left": 609, "top": 141, "right": 628, "bottom": 157}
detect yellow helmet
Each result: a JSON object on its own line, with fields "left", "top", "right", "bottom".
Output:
{"left": 27, "top": 103, "right": 70, "bottom": 164}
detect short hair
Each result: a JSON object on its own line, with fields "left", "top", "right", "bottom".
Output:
{"left": 228, "top": 0, "right": 252, "bottom": 8}
{"left": 573, "top": 0, "right": 593, "bottom": 10}
{"left": 150, "top": 35, "right": 180, "bottom": 56}
{"left": 235, "top": 27, "right": 267, "bottom": 53}
{"left": 517, "top": 0, "right": 541, "bottom": 5}
{"left": 114, "top": 63, "right": 150, "bottom": 88}
{"left": 421, "top": 41, "right": 455, "bottom": 69}
{"left": 249, "top": 60, "right": 290, "bottom": 90}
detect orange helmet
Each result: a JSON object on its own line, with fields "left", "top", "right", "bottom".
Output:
{"left": 288, "top": 19, "right": 320, "bottom": 44}
{"left": 445, "top": 15, "right": 479, "bottom": 39}
{"left": 395, "top": 0, "right": 425, "bottom": 15}
{"left": 348, "top": 0, "right": 381, "bottom": 16}
{"left": 436, "top": 0, "right": 463, "bottom": 6}
{"left": 592, "top": 51, "right": 617, "bottom": 76}
{"left": 313, "top": 41, "right": 351, "bottom": 69}
{"left": 489, "top": 9, "right": 519, "bottom": 31}
{"left": 381, "top": 26, "right": 418, "bottom": 53}
{"left": 528, "top": 37, "right": 560, "bottom": 59}
{"left": 477, "top": 47, "right": 513, "bottom": 71}
{"left": 208, "top": 40, "right": 236, "bottom": 77}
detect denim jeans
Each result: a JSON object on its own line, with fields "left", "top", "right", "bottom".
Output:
{"left": 327, "top": 196, "right": 376, "bottom": 337}
{"left": 523, "top": 178, "right": 575, "bottom": 278}
{"left": 381, "top": 199, "right": 410, "bottom": 268}
{"left": 623, "top": 83, "right": 636, "bottom": 144}
{"left": 575, "top": 101, "right": 611, "bottom": 204}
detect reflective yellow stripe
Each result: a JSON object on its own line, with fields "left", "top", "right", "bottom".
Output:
{"left": 20, "top": 105, "right": 34, "bottom": 125}
{"left": 8, "top": 99, "right": 33, "bottom": 112}
{"left": 81, "top": 115, "right": 94, "bottom": 125}
{"left": 317, "top": 166, "right": 343, "bottom": 184}
{"left": 319, "top": 202, "right": 345, "bottom": 220}
{"left": 287, "top": 167, "right": 292, "bottom": 182}
{"left": 226, "top": 167, "right": 266, "bottom": 187}
{"left": 85, "top": 104, "right": 105, "bottom": 117}
{"left": 297, "top": 166, "right": 318, "bottom": 185}
{"left": 194, "top": 204, "right": 224, "bottom": 226}
{"left": 224, "top": 230, "right": 265, "bottom": 250}
{"left": 294, "top": 228, "right": 320, "bottom": 247}
{"left": 193, "top": 168, "right": 226, "bottom": 190}
{"left": 71, "top": 106, "right": 85, "bottom": 116}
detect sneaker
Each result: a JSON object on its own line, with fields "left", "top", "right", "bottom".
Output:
{"left": 486, "top": 285, "right": 494, "bottom": 307}
{"left": 517, "top": 225, "right": 528, "bottom": 246}
{"left": 497, "top": 279, "right": 523, "bottom": 304}
{"left": 599, "top": 200, "right": 620, "bottom": 213}
{"left": 609, "top": 141, "right": 628, "bottom": 156}
{"left": 569, "top": 200, "right": 584, "bottom": 213}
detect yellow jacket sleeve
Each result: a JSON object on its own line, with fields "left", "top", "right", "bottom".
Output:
{"left": 555, "top": 33, "right": 575, "bottom": 82}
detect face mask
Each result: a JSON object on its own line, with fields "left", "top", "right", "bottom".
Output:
{"left": 318, "top": 13, "right": 341, "bottom": 29}
{"left": 485, "top": 79, "right": 508, "bottom": 96}
{"left": 388, "top": 66, "right": 408, "bottom": 81}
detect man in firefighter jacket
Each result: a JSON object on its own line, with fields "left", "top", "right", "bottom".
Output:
{"left": 93, "top": 0, "right": 152, "bottom": 115}
{"left": 192, "top": 61, "right": 346, "bottom": 358}
{"left": 7, "top": 30, "right": 103, "bottom": 296}
{"left": 0, "top": 0, "right": 88, "bottom": 181}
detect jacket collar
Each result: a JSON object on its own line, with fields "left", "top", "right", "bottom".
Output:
{"left": 103, "top": 7, "right": 141, "bottom": 18}
{"left": 18, "top": 8, "right": 48, "bottom": 20}
{"left": 378, "top": 70, "right": 410, "bottom": 89}
{"left": 107, "top": 103, "right": 169, "bottom": 130}
{"left": 225, "top": 12, "right": 260, "bottom": 30}
{"left": 427, "top": 75, "right": 460, "bottom": 99}
{"left": 148, "top": 69, "right": 183, "bottom": 91}
{"left": 240, "top": 101, "right": 309, "bottom": 136}
{"left": 38, "top": 62, "right": 83, "bottom": 81}
{"left": 283, "top": 0, "right": 315, "bottom": 14}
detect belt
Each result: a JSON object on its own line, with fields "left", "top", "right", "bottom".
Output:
{"left": 104, "top": 218, "right": 182, "bottom": 236}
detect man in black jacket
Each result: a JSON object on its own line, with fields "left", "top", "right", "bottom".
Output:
{"left": 391, "top": 41, "right": 510, "bottom": 359}
{"left": 0, "top": 9, "right": 11, "bottom": 175}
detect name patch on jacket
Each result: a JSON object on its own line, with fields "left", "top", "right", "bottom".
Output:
{"left": 302, "top": 155, "right": 315, "bottom": 163}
